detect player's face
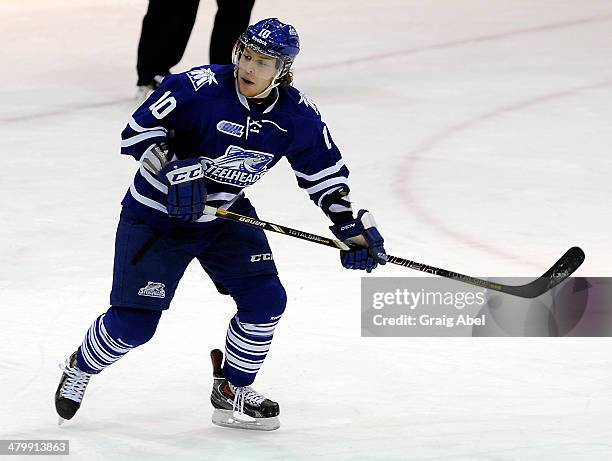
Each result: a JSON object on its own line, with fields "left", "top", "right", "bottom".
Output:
{"left": 237, "top": 48, "right": 279, "bottom": 98}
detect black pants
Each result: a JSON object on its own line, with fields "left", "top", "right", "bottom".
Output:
{"left": 136, "top": 0, "right": 255, "bottom": 85}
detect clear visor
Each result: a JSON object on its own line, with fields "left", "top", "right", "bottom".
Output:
{"left": 233, "top": 40, "right": 284, "bottom": 75}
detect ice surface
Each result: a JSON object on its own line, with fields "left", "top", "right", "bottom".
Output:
{"left": 1, "top": 0, "right": 612, "bottom": 459}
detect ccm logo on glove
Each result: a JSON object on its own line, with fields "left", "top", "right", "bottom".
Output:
{"left": 166, "top": 165, "right": 204, "bottom": 185}
{"left": 250, "top": 253, "right": 273, "bottom": 262}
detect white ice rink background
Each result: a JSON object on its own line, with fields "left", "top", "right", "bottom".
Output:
{"left": 1, "top": 0, "right": 612, "bottom": 459}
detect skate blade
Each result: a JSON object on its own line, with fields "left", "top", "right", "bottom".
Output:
{"left": 212, "top": 409, "right": 280, "bottom": 431}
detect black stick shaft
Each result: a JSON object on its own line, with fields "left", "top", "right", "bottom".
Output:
{"left": 206, "top": 206, "right": 349, "bottom": 250}
{"left": 204, "top": 206, "right": 584, "bottom": 298}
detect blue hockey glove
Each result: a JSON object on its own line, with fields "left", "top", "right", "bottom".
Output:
{"left": 161, "top": 158, "right": 207, "bottom": 222}
{"left": 330, "top": 209, "right": 387, "bottom": 273}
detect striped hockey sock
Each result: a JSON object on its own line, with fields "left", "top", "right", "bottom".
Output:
{"left": 76, "top": 314, "right": 134, "bottom": 374}
{"left": 223, "top": 315, "right": 279, "bottom": 387}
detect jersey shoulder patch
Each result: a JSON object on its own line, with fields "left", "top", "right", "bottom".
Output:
{"left": 283, "top": 86, "right": 320, "bottom": 117}
{"left": 297, "top": 89, "right": 319, "bottom": 115}
{"left": 186, "top": 67, "right": 219, "bottom": 92}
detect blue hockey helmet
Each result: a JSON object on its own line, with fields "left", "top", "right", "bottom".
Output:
{"left": 233, "top": 18, "right": 300, "bottom": 81}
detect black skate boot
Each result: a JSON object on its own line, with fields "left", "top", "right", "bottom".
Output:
{"left": 210, "top": 349, "right": 280, "bottom": 431}
{"left": 55, "top": 352, "right": 92, "bottom": 425}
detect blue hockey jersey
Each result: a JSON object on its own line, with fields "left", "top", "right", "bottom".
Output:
{"left": 120, "top": 64, "right": 350, "bottom": 232}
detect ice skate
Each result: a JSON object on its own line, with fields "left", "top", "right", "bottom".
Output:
{"left": 55, "top": 352, "right": 92, "bottom": 425}
{"left": 209, "top": 349, "right": 280, "bottom": 431}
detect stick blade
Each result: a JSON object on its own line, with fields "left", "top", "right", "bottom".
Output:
{"left": 505, "top": 246, "right": 585, "bottom": 298}
{"left": 542, "top": 246, "right": 585, "bottom": 282}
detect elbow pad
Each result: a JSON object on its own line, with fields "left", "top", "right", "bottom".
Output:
{"left": 320, "top": 186, "right": 354, "bottom": 224}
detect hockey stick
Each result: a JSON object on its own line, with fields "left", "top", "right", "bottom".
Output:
{"left": 204, "top": 205, "right": 585, "bottom": 298}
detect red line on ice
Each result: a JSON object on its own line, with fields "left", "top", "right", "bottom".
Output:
{"left": 393, "top": 79, "right": 612, "bottom": 267}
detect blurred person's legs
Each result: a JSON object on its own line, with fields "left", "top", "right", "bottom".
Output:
{"left": 136, "top": 0, "right": 201, "bottom": 87}
{"left": 209, "top": 0, "right": 255, "bottom": 64}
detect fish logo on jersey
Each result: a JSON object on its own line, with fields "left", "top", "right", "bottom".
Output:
{"left": 201, "top": 146, "right": 275, "bottom": 187}
{"left": 187, "top": 68, "right": 218, "bottom": 91}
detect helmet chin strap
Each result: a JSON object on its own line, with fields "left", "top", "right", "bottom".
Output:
{"left": 250, "top": 78, "right": 280, "bottom": 99}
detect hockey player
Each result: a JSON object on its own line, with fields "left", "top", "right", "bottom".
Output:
{"left": 55, "top": 18, "right": 387, "bottom": 431}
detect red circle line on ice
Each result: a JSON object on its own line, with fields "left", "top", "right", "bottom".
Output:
{"left": 393, "top": 78, "right": 612, "bottom": 268}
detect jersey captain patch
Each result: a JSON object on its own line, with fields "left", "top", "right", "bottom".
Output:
{"left": 187, "top": 68, "right": 218, "bottom": 91}
{"left": 201, "top": 146, "right": 275, "bottom": 187}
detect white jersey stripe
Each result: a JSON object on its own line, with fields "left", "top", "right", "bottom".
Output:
{"left": 128, "top": 117, "right": 168, "bottom": 134}
{"left": 139, "top": 165, "right": 168, "bottom": 194}
{"left": 305, "top": 177, "right": 349, "bottom": 195}
{"left": 293, "top": 159, "right": 345, "bottom": 182}
{"left": 207, "top": 192, "right": 238, "bottom": 202}
{"left": 129, "top": 182, "right": 168, "bottom": 213}
{"left": 128, "top": 178, "right": 243, "bottom": 222}
{"left": 121, "top": 130, "right": 167, "bottom": 148}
